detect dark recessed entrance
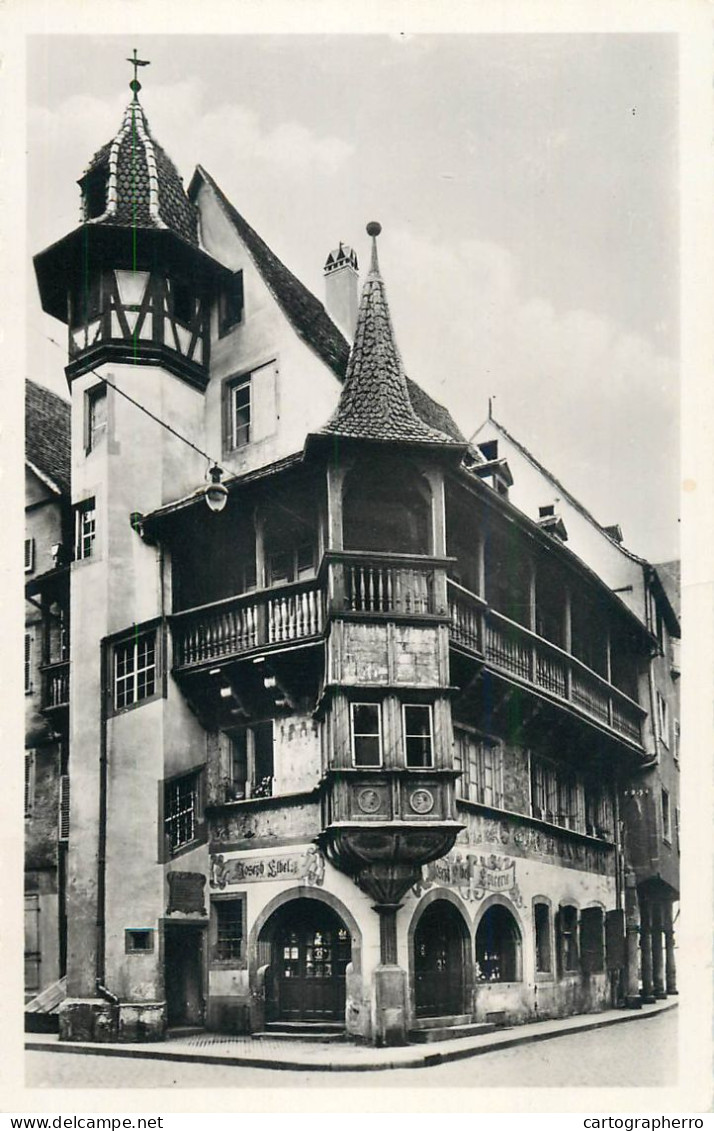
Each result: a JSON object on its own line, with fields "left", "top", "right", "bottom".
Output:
{"left": 263, "top": 899, "right": 351, "bottom": 1023}
{"left": 164, "top": 923, "right": 205, "bottom": 1028}
{"left": 414, "top": 900, "right": 469, "bottom": 1018}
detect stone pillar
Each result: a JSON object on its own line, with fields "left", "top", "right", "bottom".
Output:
{"left": 651, "top": 905, "right": 667, "bottom": 999}
{"left": 373, "top": 904, "right": 408, "bottom": 1047}
{"left": 664, "top": 902, "right": 678, "bottom": 995}
{"left": 624, "top": 868, "right": 642, "bottom": 1008}
{"left": 639, "top": 901, "right": 656, "bottom": 1003}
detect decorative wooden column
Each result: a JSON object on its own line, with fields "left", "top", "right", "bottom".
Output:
{"left": 639, "top": 901, "right": 656, "bottom": 1003}
{"left": 663, "top": 901, "right": 678, "bottom": 995}
{"left": 651, "top": 904, "right": 667, "bottom": 999}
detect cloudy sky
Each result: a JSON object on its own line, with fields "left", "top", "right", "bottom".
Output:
{"left": 26, "top": 34, "right": 679, "bottom": 561}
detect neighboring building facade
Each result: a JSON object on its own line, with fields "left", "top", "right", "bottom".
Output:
{"left": 24, "top": 380, "right": 72, "bottom": 1009}
{"left": 30, "top": 77, "right": 679, "bottom": 1046}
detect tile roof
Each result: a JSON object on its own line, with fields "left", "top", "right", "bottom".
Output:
{"left": 83, "top": 99, "right": 198, "bottom": 246}
{"left": 320, "top": 231, "right": 460, "bottom": 445}
{"left": 25, "top": 380, "right": 71, "bottom": 497}
{"left": 190, "top": 167, "right": 467, "bottom": 444}
{"left": 653, "top": 559, "right": 681, "bottom": 618}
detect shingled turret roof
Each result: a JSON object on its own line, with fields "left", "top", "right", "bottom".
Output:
{"left": 81, "top": 95, "right": 198, "bottom": 245}
{"left": 25, "top": 380, "right": 71, "bottom": 497}
{"left": 320, "top": 224, "right": 462, "bottom": 446}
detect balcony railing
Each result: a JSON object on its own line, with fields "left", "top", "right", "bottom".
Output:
{"left": 41, "top": 660, "right": 69, "bottom": 710}
{"left": 448, "top": 581, "right": 644, "bottom": 745}
{"left": 327, "top": 551, "right": 445, "bottom": 617}
{"left": 171, "top": 578, "right": 324, "bottom": 671}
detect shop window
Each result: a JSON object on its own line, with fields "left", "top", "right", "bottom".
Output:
{"left": 230, "top": 721, "right": 274, "bottom": 799}
{"left": 24, "top": 538, "right": 35, "bottom": 574}
{"left": 579, "top": 907, "right": 605, "bottom": 974}
{"left": 164, "top": 770, "right": 203, "bottom": 855}
{"left": 475, "top": 905, "right": 521, "bottom": 982}
{"left": 403, "top": 704, "right": 433, "bottom": 768}
{"left": 73, "top": 499, "right": 96, "bottom": 561}
{"left": 85, "top": 384, "right": 107, "bottom": 453}
{"left": 112, "top": 627, "right": 159, "bottom": 712}
{"left": 125, "top": 929, "right": 154, "bottom": 954}
{"left": 661, "top": 788, "right": 671, "bottom": 843}
{"left": 557, "top": 905, "right": 579, "bottom": 973}
{"left": 454, "top": 730, "right": 504, "bottom": 807}
{"left": 214, "top": 898, "right": 245, "bottom": 962}
{"left": 218, "top": 270, "right": 244, "bottom": 337}
{"left": 351, "top": 703, "right": 382, "bottom": 767}
{"left": 534, "top": 902, "right": 552, "bottom": 974}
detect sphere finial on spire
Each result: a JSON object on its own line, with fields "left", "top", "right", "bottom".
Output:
{"left": 366, "top": 221, "right": 382, "bottom": 272}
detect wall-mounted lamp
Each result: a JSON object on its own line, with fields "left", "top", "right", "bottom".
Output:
{"left": 205, "top": 464, "right": 228, "bottom": 513}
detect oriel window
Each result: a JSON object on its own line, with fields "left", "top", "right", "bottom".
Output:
{"left": 403, "top": 704, "right": 433, "bottom": 768}
{"left": 351, "top": 703, "right": 382, "bottom": 767}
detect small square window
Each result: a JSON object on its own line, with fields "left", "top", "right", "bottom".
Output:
{"left": 351, "top": 703, "right": 382, "bottom": 767}
{"left": 113, "top": 629, "right": 158, "bottom": 711}
{"left": 74, "top": 499, "right": 96, "bottom": 562}
{"left": 125, "top": 929, "right": 154, "bottom": 954}
{"left": 403, "top": 704, "right": 433, "bottom": 768}
{"left": 214, "top": 900, "right": 244, "bottom": 961}
{"left": 218, "top": 271, "right": 244, "bottom": 337}
{"left": 24, "top": 538, "right": 35, "bottom": 574}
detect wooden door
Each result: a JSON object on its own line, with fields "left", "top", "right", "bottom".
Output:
{"left": 274, "top": 904, "right": 350, "bottom": 1022}
{"left": 414, "top": 902, "right": 466, "bottom": 1018}
{"left": 164, "top": 925, "right": 204, "bottom": 1027}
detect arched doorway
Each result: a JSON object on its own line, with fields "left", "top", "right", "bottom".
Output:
{"left": 260, "top": 898, "right": 352, "bottom": 1023}
{"left": 414, "top": 900, "right": 470, "bottom": 1018}
{"left": 475, "top": 904, "right": 522, "bottom": 982}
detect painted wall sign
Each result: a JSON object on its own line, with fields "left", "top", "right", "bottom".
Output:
{"left": 166, "top": 871, "right": 206, "bottom": 915}
{"left": 210, "top": 845, "right": 325, "bottom": 890}
{"left": 413, "top": 852, "right": 524, "bottom": 906}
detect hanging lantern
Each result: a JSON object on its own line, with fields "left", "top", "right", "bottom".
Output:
{"left": 205, "top": 464, "right": 228, "bottom": 513}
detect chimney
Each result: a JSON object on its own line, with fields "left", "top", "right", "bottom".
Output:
{"left": 324, "top": 243, "right": 359, "bottom": 340}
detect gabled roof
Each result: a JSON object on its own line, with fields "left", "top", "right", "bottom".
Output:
{"left": 82, "top": 97, "right": 198, "bottom": 246}
{"left": 320, "top": 227, "right": 461, "bottom": 446}
{"left": 475, "top": 413, "right": 645, "bottom": 564}
{"left": 25, "top": 380, "right": 71, "bottom": 497}
{"left": 189, "top": 166, "right": 467, "bottom": 444}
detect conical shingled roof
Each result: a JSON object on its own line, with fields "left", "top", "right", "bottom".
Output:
{"left": 81, "top": 97, "right": 198, "bottom": 246}
{"left": 321, "top": 227, "right": 458, "bottom": 446}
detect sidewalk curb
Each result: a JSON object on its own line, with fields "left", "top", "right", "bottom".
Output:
{"left": 26, "top": 1000, "right": 677, "bottom": 1073}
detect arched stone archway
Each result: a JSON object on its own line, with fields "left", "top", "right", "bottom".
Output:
{"left": 410, "top": 895, "right": 471, "bottom": 1019}
{"left": 249, "top": 887, "right": 362, "bottom": 1027}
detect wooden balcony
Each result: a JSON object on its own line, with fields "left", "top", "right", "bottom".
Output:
{"left": 326, "top": 551, "right": 448, "bottom": 619}
{"left": 448, "top": 581, "right": 644, "bottom": 746}
{"left": 41, "top": 659, "right": 70, "bottom": 712}
{"left": 171, "top": 578, "right": 324, "bottom": 671}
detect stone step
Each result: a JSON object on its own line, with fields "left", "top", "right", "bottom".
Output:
{"left": 411, "top": 1014, "right": 473, "bottom": 1030}
{"left": 407, "top": 1022, "right": 497, "bottom": 1044}
{"left": 254, "top": 1030, "right": 345, "bottom": 1043}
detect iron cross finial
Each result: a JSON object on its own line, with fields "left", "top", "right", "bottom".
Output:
{"left": 127, "top": 48, "right": 151, "bottom": 98}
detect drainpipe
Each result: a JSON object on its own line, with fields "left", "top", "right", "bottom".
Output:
{"left": 96, "top": 641, "right": 109, "bottom": 990}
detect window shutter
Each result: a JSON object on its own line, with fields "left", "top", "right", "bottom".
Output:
{"left": 580, "top": 906, "right": 604, "bottom": 974}
{"left": 605, "top": 908, "right": 625, "bottom": 970}
{"left": 58, "top": 774, "right": 70, "bottom": 842}
{"left": 24, "top": 538, "right": 35, "bottom": 573}
{"left": 24, "top": 633, "right": 32, "bottom": 693}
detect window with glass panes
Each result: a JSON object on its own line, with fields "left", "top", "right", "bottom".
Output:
{"left": 114, "top": 630, "right": 157, "bottom": 710}
{"left": 403, "top": 704, "right": 433, "bottom": 767}
{"left": 351, "top": 703, "right": 382, "bottom": 767}
{"left": 230, "top": 378, "right": 251, "bottom": 449}
{"left": 215, "top": 899, "right": 243, "bottom": 961}
{"left": 164, "top": 773, "right": 199, "bottom": 853}
{"left": 534, "top": 902, "right": 552, "bottom": 973}
{"left": 74, "top": 500, "right": 96, "bottom": 561}
{"left": 86, "top": 385, "right": 107, "bottom": 452}
{"left": 558, "top": 905, "right": 579, "bottom": 972}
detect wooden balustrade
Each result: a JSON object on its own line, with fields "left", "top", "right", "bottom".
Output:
{"left": 446, "top": 581, "right": 643, "bottom": 745}
{"left": 342, "top": 558, "right": 435, "bottom": 616}
{"left": 42, "top": 661, "right": 69, "bottom": 709}
{"left": 172, "top": 580, "right": 323, "bottom": 670}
